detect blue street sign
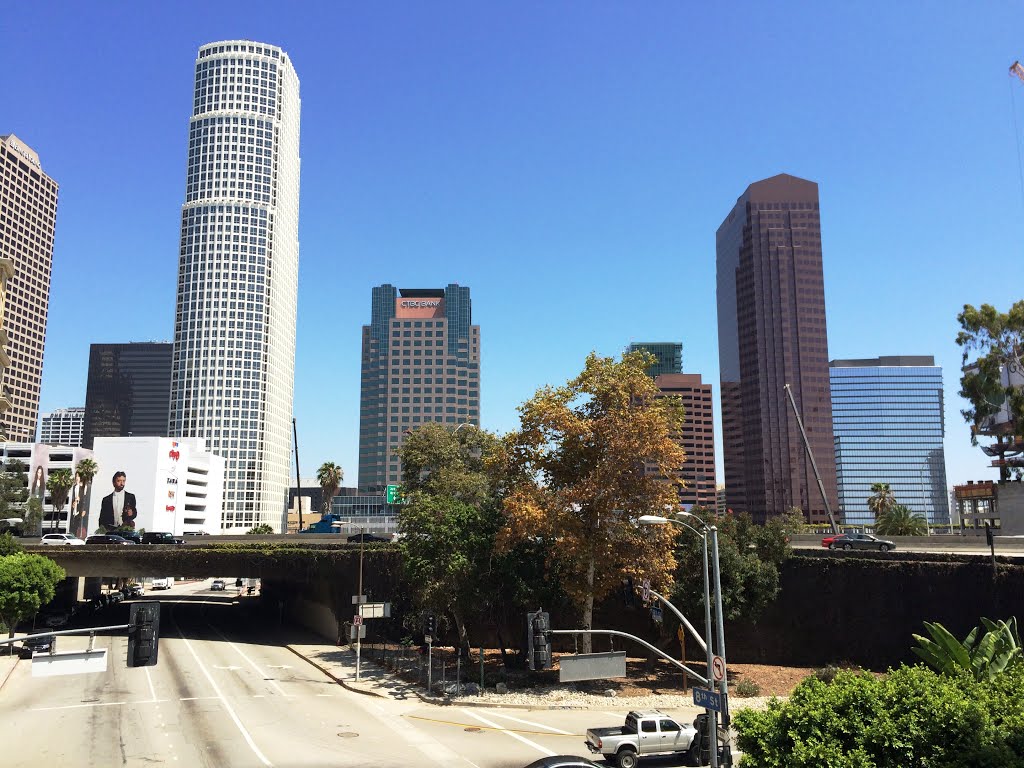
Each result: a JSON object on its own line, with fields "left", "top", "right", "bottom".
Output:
{"left": 693, "top": 686, "right": 723, "bottom": 712}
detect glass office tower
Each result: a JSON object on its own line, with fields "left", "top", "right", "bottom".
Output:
{"left": 83, "top": 343, "right": 172, "bottom": 448}
{"left": 830, "top": 356, "right": 948, "bottom": 526}
{"left": 626, "top": 342, "right": 682, "bottom": 377}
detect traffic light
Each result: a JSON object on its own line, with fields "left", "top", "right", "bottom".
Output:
{"left": 622, "top": 577, "right": 636, "bottom": 608}
{"left": 526, "top": 609, "right": 552, "bottom": 671}
{"left": 128, "top": 602, "right": 160, "bottom": 667}
{"left": 986, "top": 522, "right": 994, "bottom": 547}
{"left": 424, "top": 613, "right": 436, "bottom": 637}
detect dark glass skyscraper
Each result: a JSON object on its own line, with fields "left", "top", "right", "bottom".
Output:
{"left": 716, "top": 174, "right": 837, "bottom": 524}
{"left": 358, "top": 284, "right": 480, "bottom": 492}
{"left": 831, "top": 356, "right": 948, "bottom": 526}
{"left": 626, "top": 342, "right": 683, "bottom": 377}
{"left": 83, "top": 343, "right": 172, "bottom": 449}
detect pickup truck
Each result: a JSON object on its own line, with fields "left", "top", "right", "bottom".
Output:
{"left": 585, "top": 710, "right": 698, "bottom": 768}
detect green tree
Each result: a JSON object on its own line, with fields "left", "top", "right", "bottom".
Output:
{"left": 45, "top": 468, "right": 74, "bottom": 534}
{"left": 23, "top": 496, "right": 42, "bottom": 536}
{"left": 670, "top": 508, "right": 790, "bottom": 631}
{"left": 498, "top": 351, "right": 685, "bottom": 653}
{"left": 874, "top": 503, "right": 927, "bottom": 536}
{"left": 957, "top": 301, "right": 1024, "bottom": 480}
{"left": 866, "top": 482, "right": 897, "bottom": 521}
{"left": 0, "top": 552, "right": 65, "bottom": 637}
{"left": 0, "top": 459, "right": 28, "bottom": 522}
{"left": 315, "top": 462, "right": 343, "bottom": 516}
{"left": 398, "top": 423, "right": 506, "bottom": 657}
{"left": 247, "top": 524, "right": 275, "bottom": 535}
{"left": 0, "top": 532, "right": 22, "bottom": 556}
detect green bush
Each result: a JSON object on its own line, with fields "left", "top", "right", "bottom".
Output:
{"left": 735, "top": 678, "right": 761, "bottom": 697}
{"left": 734, "top": 664, "right": 1024, "bottom": 767}
{"left": 814, "top": 664, "right": 841, "bottom": 684}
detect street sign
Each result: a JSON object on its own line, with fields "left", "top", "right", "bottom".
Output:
{"left": 32, "top": 649, "right": 108, "bottom": 677}
{"left": 358, "top": 602, "right": 391, "bottom": 619}
{"left": 651, "top": 606, "right": 663, "bottom": 624}
{"left": 693, "top": 686, "right": 723, "bottom": 712}
{"left": 352, "top": 614, "right": 363, "bottom": 626}
{"left": 386, "top": 484, "right": 402, "bottom": 505}
{"left": 424, "top": 635, "right": 432, "bottom": 644}
{"left": 351, "top": 595, "right": 367, "bottom": 604}
{"left": 712, "top": 655, "right": 726, "bottom": 682}
{"left": 349, "top": 625, "right": 366, "bottom": 640}
{"left": 641, "top": 579, "right": 651, "bottom": 602}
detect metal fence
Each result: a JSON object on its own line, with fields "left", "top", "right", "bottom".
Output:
{"left": 360, "top": 640, "right": 485, "bottom": 696}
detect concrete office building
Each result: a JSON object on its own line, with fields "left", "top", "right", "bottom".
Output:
{"left": 89, "top": 437, "right": 224, "bottom": 535}
{"left": 831, "top": 356, "right": 948, "bottom": 527}
{"left": 39, "top": 407, "right": 85, "bottom": 447}
{"left": 169, "top": 41, "right": 301, "bottom": 532}
{"left": 1, "top": 442, "right": 93, "bottom": 536}
{"left": 358, "top": 284, "right": 480, "bottom": 492}
{"left": 0, "top": 134, "right": 59, "bottom": 442}
{"left": 83, "top": 342, "right": 173, "bottom": 448}
{"left": 716, "top": 174, "right": 837, "bottom": 525}
{"left": 653, "top": 373, "right": 718, "bottom": 509}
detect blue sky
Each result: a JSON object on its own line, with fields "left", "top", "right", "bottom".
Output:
{"left": 7, "top": 2, "right": 1023, "bottom": 494}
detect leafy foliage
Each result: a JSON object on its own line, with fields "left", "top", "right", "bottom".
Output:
{"left": 0, "top": 532, "right": 23, "bottom": 556}
{"left": 912, "top": 617, "right": 1021, "bottom": 681}
{"left": 316, "top": 462, "right": 344, "bottom": 515}
{"left": 874, "top": 504, "right": 927, "bottom": 536}
{"left": 45, "top": 469, "right": 74, "bottom": 533}
{"left": 0, "top": 552, "right": 65, "bottom": 635}
{"left": 401, "top": 423, "right": 498, "bottom": 506}
{"left": 735, "top": 664, "right": 1024, "bottom": 768}
{"left": 866, "top": 482, "right": 897, "bottom": 520}
{"left": 247, "top": 524, "right": 275, "bottom": 535}
{"left": 23, "top": 497, "right": 42, "bottom": 536}
{"left": 498, "top": 351, "right": 685, "bottom": 652}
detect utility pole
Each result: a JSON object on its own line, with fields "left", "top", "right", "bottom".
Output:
{"left": 356, "top": 527, "right": 365, "bottom": 681}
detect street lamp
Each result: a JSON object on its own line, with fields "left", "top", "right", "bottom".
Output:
{"left": 639, "top": 510, "right": 732, "bottom": 768}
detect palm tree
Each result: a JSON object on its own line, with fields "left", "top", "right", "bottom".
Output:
{"left": 45, "top": 468, "right": 75, "bottom": 533}
{"left": 316, "top": 462, "right": 344, "bottom": 516}
{"left": 875, "top": 504, "right": 928, "bottom": 536}
{"left": 74, "top": 458, "right": 98, "bottom": 537}
{"left": 867, "top": 482, "right": 897, "bottom": 520}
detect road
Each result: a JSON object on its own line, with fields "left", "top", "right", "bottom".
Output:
{"left": 0, "top": 581, "right": 686, "bottom": 768}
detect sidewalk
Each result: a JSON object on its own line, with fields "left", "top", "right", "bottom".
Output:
{"left": 282, "top": 638, "right": 430, "bottom": 703}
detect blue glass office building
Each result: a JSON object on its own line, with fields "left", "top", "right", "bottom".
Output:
{"left": 830, "top": 356, "right": 948, "bottom": 526}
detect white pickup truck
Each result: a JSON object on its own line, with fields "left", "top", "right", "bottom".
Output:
{"left": 585, "top": 710, "right": 699, "bottom": 768}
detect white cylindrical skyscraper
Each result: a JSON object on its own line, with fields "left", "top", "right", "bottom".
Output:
{"left": 170, "top": 40, "right": 300, "bottom": 532}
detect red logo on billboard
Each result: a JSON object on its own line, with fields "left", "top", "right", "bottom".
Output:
{"left": 165, "top": 505, "right": 175, "bottom": 512}
{"left": 169, "top": 450, "right": 180, "bottom": 461}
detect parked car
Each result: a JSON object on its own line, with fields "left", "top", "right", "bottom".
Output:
{"left": 19, "top": 635, "right": 54, "bottom": 658}
{"left": 40, "top": 533, "right": 85, "bottom": 546}
{"left": 522, "top": 758, "right": 602, "bottom": 768}
{"left": 210, "top": 579, "right": 226, "bottom": 591}
{"left": 85, "top": 534, "right": 134, "bottom": 545}
{"left": 346, "top": 532, "right": 391, "bottom": 543}
{"left": 141, "top": 532, "right": 178, "bottom": 545}
{"left": 586, "top": 710, "right": 698, "bottom": 768}
{"left": 822, "top": 532, "right": 896, "bottom": 552}
{"left": 150, "top": 577, "right": 173, "bottom": 590}
{"left": 124, "top": 583, "right": 144, "bottom": 598}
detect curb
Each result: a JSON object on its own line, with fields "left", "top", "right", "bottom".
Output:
{"left": 283, "top": 645, "right": 387, "bottom": 699}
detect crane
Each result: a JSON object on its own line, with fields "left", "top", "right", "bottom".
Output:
{"left": 784, "top": 384, "right": 840, "bottom": 535}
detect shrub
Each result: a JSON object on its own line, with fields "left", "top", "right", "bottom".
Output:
{"left": 735, "top": 678, "right": 761, "bottom": 697}
{"left": 814, "top": 664, "right": 841, "bottom": 684}
{"left": 734, "top": 664, "right": 1024, "bottom": 768}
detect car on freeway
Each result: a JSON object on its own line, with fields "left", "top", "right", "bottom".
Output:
{"left": 141, "top": 531, "right": 179, "bottom": 545}
{"left": 210, "top": 579, "right": 226, "bottom": 591}
{"left": 40, "top": 533, "right": 85, "bottom": 546}
{"left": 822, "top": 532, "right": 896, "bottom": 552}
{"left": 85, "top": 534, "right": 135, "bottom": 545}
{"left": 346, "top": 532, "right": 391, "bottom": 543}
{"left": 122, "top": 583, "right": 144, "bottom": 598}
{"left": 19, "top": 635, "right": 54, "bottom": 658}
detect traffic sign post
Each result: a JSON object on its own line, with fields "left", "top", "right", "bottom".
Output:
{"left": 353, "top": 614, "right": 363, "bottom": 626}
{"left": 693, "top": 686, "right": 723, "bottom": 712}
{"left": 641, "top": 579, "right": 651, "bottom": 603}
{"left": 712, "top": 655, "right": 726, "bottom": 683}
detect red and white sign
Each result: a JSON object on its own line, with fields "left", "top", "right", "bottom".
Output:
{"left": 712, "top": 655, "right": 726, "bottom": 682}
{"left": 352, "top": 615, "right": 363, "bottom": 626}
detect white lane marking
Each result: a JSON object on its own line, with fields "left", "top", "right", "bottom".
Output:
{"left": 460, "top": 709, "right": 555, "bottom": 756}
{"left": 362, "top": 700, "right": 462, "bottom": 767}
{"left": 267, "top": 665, "right": 291, "bottom": 669}
{"left": 213, "top": 666, "right": 242, "bottom": 671}
{"left": 463, "top": 759, "right": 482, "bottom": 768}
{"left": 601, "top": 711, "right": 621, "bottom": 718}
{"left": 179, "top": 697, "right": 220, "bottom": 702}
{"left": 481, "top": 709, "right": 573, "bottom": 734}
{"left": 145, "top": 667, "right": 158, "bottom": 702}
{"left": 173, "top": 614, "right": 274, "bottom": 766}
{"left": 32, "top": 699, "right": 170, "bottom": 712}
{"left": 205, "top": 622, "right": 292, "bottom": 698}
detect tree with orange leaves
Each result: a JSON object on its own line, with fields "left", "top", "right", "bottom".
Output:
{"left": 497, "top": 350, "right": 686, "bottom": 654}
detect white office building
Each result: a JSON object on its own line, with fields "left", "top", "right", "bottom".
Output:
{"left": 0, "top": 442, "right": 93, "bottom": 535}
{"left": 169, "top": 40, "right": 301, "bottom": 532}
{"left": 89, "top": 437, "right": 224, "bottom": 535}
{"left": 39, "top": 407, "right": 85, "bottom": 447}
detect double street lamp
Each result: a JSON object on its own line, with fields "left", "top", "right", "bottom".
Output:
{"left": 638, "top": 510, "right": 732, "bottom": 768}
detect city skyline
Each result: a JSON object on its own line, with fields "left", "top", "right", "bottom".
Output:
{"left": 7, "top": 4, "right": 1023, "bottom": 498}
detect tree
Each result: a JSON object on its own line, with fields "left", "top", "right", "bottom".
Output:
{"left": 498, "top": 351, "right": 685, "bottom": 653}
{"left": 0, "top": 459, "right": 28, "bottom": 521}
{"left": 957, "top": 301, "right": 1024, "bottom": 479}
{"left": 316, "top": 462, "right": 343, "bottom": 516}
{"left": 247, "top": 524, "right": 274, "bottom": 535}
{"left": 0, "top": 552, "right": 65, "bottom": 637}
{"left": 0, "top": 532, "right": 22, "bottom": 556}
{"left": 867, "top": 482, "right": 897, "bottom": 521}
{"left": 875, "top": 504, "right": 927, "bottom": 536}
{"left": 45, "top": 469, "right": 74, "bottom": 533}
{"left": 23, "top": 497, "right": 42, "bottom": 536}
{"left": 398, "top": 423, "right": 507, "bottom": 657}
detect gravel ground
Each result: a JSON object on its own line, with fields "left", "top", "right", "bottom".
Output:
{"left": 451, "top": 682, "right": 784, "bottom": 712}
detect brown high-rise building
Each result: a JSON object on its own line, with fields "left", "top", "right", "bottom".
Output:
{"left": 716, "top": 173, "right": 837, "bottom": 524}
{"left": 0, "top": 135, "right": 58, "bottom": 442}
{"left": 654, "top": 373, "right": 717, "bottom": 509}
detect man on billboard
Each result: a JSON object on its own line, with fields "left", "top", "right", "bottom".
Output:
{"left": 98, "top": 471, "right": 138, "bottom": 531}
